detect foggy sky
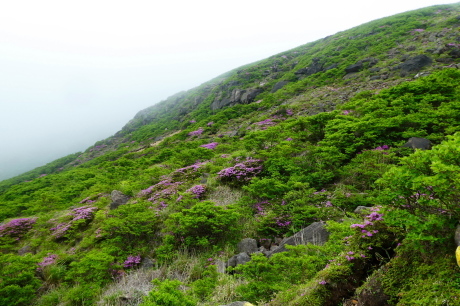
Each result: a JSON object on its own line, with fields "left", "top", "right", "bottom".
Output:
{"left": 0, "top": 0, "right": 457, "bottom": 181}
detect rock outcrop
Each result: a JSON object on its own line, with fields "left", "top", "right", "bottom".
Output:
{"left": 401, "top": 137, "right": 432, "bottom": 150}
{"left": 211, "top": 88, "right": 262, "bottom": 110}
{"left": 237, "top": 238, "right": 258, "bottom": 254}
{"left": 109, "top": 190, "right": 131, "bottom": 210}
{"left": 397, "top": 54, "right": 432, "bottom": 76}
{"left": 269, "top": 221, "right": 330, "bottom": 256}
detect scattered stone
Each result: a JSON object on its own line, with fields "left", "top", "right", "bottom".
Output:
{"left": 109, "top": 190, "right": 131, "bottom": 210}
{"left": 237, "top": 238, "right": 258, "bottom": 254}
{"left": 200, "top": 173, "right": 210, "bottom": 184}
{"left": 354, "top": 206, "right": 372, "bottom": 215}
{"left": 216, "top": 260, "right": 227, "bottom": 274}
{"left": 270, "top": 222, "right": 330, "bottom": 256}
{"left": 401, "top": 137, "right": 432, "bottom": 150}
{"left": 227, "top": 252, "right": 251, "bottom": 268}
{"left": 295, "top": 58, "right": 324, "bottom": 77}
{"left": 141, "top": 257, "right": 155, "bottom": 269}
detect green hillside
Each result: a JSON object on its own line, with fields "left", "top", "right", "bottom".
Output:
{"left": 2, "top": 3, "right": 460, "bottom": 305}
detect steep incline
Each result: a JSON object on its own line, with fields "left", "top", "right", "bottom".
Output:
{"left": 1, "top": 4, "right": 460, "bottom": 306}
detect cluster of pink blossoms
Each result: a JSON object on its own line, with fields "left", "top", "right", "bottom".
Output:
{"left": 187, "top": 184, "right": 206, "bottom": 199}
{"left": 0, "top": 218, "right": 36, "bottom": 240}
{"left": 217, "top": 157, "right": 263, "bottom": 182}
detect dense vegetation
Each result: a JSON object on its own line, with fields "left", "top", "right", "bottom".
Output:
{"left": 2, "top": 3, "right": 460, "bottom": 305}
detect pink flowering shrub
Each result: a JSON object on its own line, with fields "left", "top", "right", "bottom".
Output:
{"left": 254, "top": 118, "right": 277, "bottom": 129}
{"left": 188, "top": 127, "right": 204, "bottom": 136}
{"left": 217, "top": 157, "right": 263, "bottom": 186}
{"left": 343, "top": 206, "right": 401, "bottom": 262}
{"left": 186, "top": 184, "right": 206, "bottom": 199}
{"left": 200, "top": 142, "right": 218, "bottom": 149}
{"left": 138, "top": 179, "right": 183, "bottom": 205}
{"left": 50, "top": 206, "right": 98, "bottom": 239}
{"left": 123, "top": 255, "right": 141, "bottom": 269}
{"left": 169, "top": 161, "right": 209, "bottom": 181}
{"left": 0, "top": 217, "right": 36, "bottom": 240}
{"left": 37, "top": 253, "right": 58, "bottom": 271}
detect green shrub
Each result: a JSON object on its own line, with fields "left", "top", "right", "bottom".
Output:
{"left": 141, "top": 279, "right": 197, "bottom": 306}
{"left": 233, "top": 245, "right": 326, "bottom": 303}
{"left": 0, "top": 253, "right": 41, "bottom": 306}
{"left": 164, "top": 201, "right": 241, "bottom": 250}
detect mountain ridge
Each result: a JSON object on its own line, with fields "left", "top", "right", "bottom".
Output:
{"left": 1, "top": 3, "right": 460, "bottom": 305}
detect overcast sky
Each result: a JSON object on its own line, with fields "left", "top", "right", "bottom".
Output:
{"left": 0, "top": 0, "right": 458, "bottom": 181}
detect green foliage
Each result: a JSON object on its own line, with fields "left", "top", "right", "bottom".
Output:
{"left": 378, "top": 132, "right": 460, "bottom": 218}
{"left": 141, "top": 279, "right": 197, "bottom": 306}
{"left": 0, "top": 253, "right": 41, "bottom": 306}
{"left": 100, "top": 202, "right": 159, "bottom": 255}
{"left": 191, "top": 265, "right": 219, "bottom": 301}
{"left": 3, "top": 4, "right": 460, "bottom": 305}
{"left": 233, "top": 245, "right": 326, "bottom": 303}
{"left": 164, "top": 201, "right": 241, "bottom": 250}
{"left": 65, "top": 250, "right": 115, "bottom": 286}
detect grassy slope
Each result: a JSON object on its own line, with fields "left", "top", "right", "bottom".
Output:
{"left": 1, "top": 3, "right": 460, "bottom": 305}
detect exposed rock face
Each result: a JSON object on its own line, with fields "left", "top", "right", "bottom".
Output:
{"left": 345, "top": 58, "right": 379, "bottom": 75}
{"left": 269, "top": 222, "right": 330, "bottom": 255}
{"left": 295, "top": 58, "right": 324, "bottom": 77}
{"left": 357, "top": 269, "right": 391, "bottom": 306}
{"left": 397, "top": 54, "right": 432, "bottom": 75}
{"left": 271, "top": 81, "right": 289, "bottom": 93}
{"left": 211, "top": 88, "right": 262, "bottom": 110}
{"left": 109, "top": 190, "right": 131, "bottom": 210}
{"left": 345, "top": 62, "right": 364, "bottom": 74}
{"left": 237, "top": 238, "right": 258, "bottom": 254}
{"left": 402, "top": 137, "right": 432, "bottom": 150}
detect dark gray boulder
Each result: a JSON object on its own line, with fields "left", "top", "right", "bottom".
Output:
{"left": 295, "top": 59, "right": 324, "bottom": 77}
{"left": 270, "top": 222, "right": 330, "bottom": 255}
{"left": 402, "top": 137, "right": 432, "bottom": 150}
{"left": 345, "top": 62, "right": 364, "bottom": 74}
{"left": 397, "top": 55, "right": 432, "bottom": 75}
{"left": 237, "top": 238, "right": 258, "bottom": 254}
{"left": 227, "top": 252, "right": 251, "bottom": 268}
{"left": 109, "top": 190, "right": 131, "bottom": 210}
